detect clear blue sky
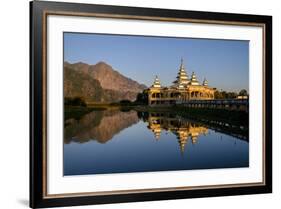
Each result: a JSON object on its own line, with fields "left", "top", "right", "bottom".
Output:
{"left": 64, "top": 32, "right": 249, "bottom": 92}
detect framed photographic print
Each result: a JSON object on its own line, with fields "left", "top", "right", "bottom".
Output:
{"left": 30, "top": 0, "right": 272, "bottom": 208}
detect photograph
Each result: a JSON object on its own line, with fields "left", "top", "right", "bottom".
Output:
{"left": 63, "top": 33, "right": 250, "bottom": 176}
{"left": 29, "top": 1, "right": 272, "bottom": 207}
{"left": 0, "top": 0, "right": 277, "bottom": 207}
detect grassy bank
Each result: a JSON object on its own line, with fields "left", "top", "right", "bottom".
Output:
{"left": 64, "top": 103, "right": 136, "bottom": 120}
{"left": 86, "top": 102, "right": 137, "bottom": 111}
{"left": 64, "top": 105, "right": 107, "bottom": 120}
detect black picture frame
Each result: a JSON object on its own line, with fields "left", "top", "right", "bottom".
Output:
{"left": 30, "top": 1, "right": 272, "bottom": 208}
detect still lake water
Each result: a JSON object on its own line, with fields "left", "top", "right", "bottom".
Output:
{"left": 64, "top": 109, "right": 249, "bottom": 176}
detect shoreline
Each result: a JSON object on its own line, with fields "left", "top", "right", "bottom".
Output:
{"left": 66, "top": 104, "right": 248, "bottom": 126}
{"left": 65, "top": 104, "right": 249, "bottom": 141}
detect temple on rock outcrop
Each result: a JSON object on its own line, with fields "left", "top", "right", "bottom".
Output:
{"left": 147, "top": 58, "right": 216, "bottom": 106}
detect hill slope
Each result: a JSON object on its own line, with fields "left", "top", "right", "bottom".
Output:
{"left": 64, "top": 66, "right": 103, "bottom": 102}
{"left": 64, "top": 62, "right": 147, "bottom": 102}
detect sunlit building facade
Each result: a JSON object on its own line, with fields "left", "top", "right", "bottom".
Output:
{"left": 147, "top": 59, "right": 216, "bottom": 106}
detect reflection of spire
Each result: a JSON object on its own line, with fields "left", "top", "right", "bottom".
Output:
{"left": 191, "top": 135, "right": 198, "bottom": 144}
{"left": 153, "top": 128, "right": 161, "bottom": 140}
{"left": 176, "top": 130, "right": 188, "bottom": 154}
{"left": 152, "top": 75, "right": 161, "bottom": 88}
{"left": 178, "top": 138, "right": 188, "bottom": 154}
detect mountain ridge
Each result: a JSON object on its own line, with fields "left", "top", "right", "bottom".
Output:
{"left": 64, "top": 61, "right": 147, "bottom": 103}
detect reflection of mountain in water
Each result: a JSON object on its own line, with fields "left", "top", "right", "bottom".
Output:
{"left": 64, "top": 110, "right": 139, "bottom": 144}
{"left": 65, "top": 109, "right": 248, "bottom": 153}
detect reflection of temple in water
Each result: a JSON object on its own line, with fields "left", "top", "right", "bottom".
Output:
{"left": 147, "top": 112, "right": 208, "bottom": 154}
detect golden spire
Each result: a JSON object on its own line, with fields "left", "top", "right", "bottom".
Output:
{"left": 203, "top": 78, "right": 208, "bottom": 86}
{"left": 152, "top": 75, "right": 161, "bottom": 88}
{"left": 180, "top": 57, "right": 184, "bottom": 69}
{"left": 173, "top": 58, "right": 189, "bottom": 89}
{"left": 190, "top": 72, "right": 200, "bottom": 86}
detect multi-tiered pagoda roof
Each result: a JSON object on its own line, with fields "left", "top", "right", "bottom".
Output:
{"left": 173, "top": 58, "right": 190, "bottom": 89}
{"left": 151, "top": 75, "right": 161, "bottom": 88}
{"left": 150, "top": 58, "right": 210, "bottom": 90}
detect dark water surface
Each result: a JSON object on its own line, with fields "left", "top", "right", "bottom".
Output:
{"left": 64, "top": 109, "right": 249, "bottom": 176}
